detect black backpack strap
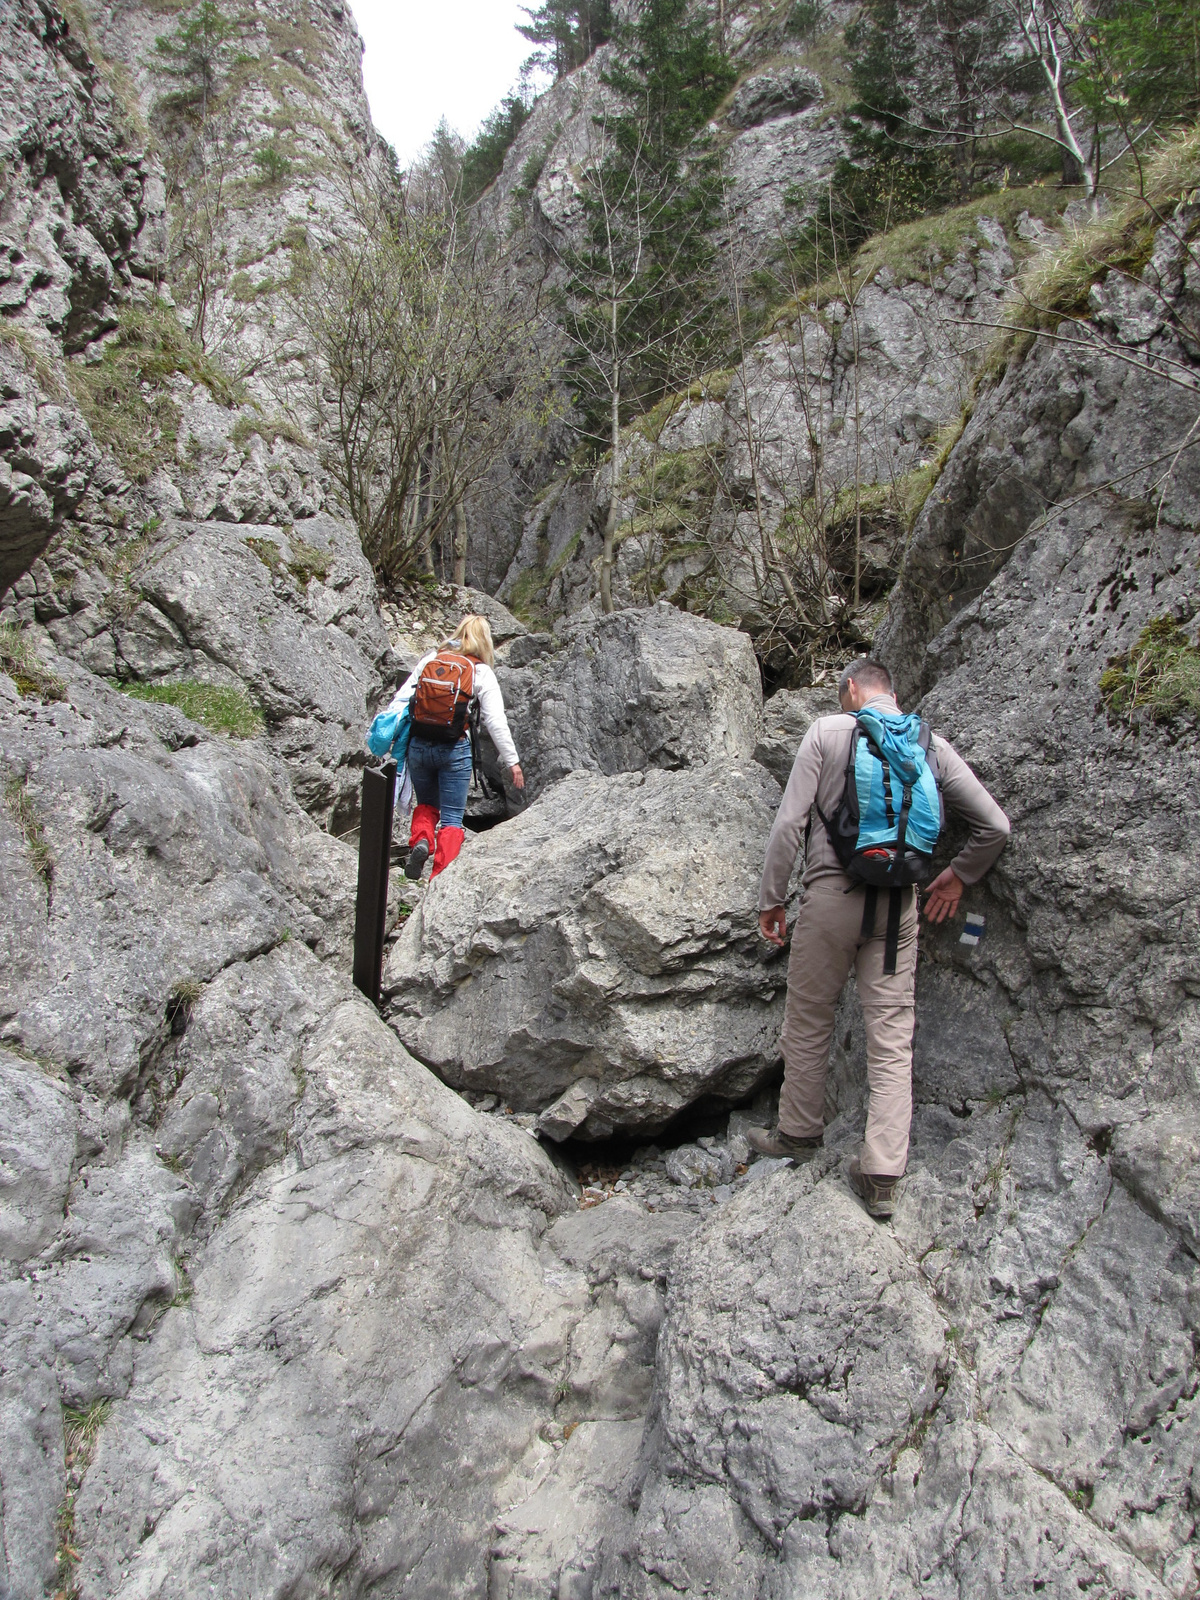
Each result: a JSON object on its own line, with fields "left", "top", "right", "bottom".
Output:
{"left": 919, "top": 719, "right": 946, "bottom": 827}
{"left": 894, "top": 781, "right": 913, "bottom": 859}
{"left": 468, "top": 698, "right": 482, "bottom": 789}
{"left": 861, "top": 885, "right": 877, "bottom": 940}
{"left": 816, "top": 727, "right": 861, "bottom": 861}
{"left": 883, "top": 888, "right": 903, "bottom": 976}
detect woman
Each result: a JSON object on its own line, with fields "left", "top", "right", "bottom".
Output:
{"left": 387, "top": 614, "right": 524, "bottom": 880}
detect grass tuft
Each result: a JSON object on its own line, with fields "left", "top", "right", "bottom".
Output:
{"left": 0, "top": 624, "right": 66, "bottom": 701}
{"left": 230, "top": 413, "right": 310, "bottom": 450}
{"left": 286, "top": 537, "right": 330, "bottom": 586}
{"left": 54, "top": 1399, "right": 113, "bottom": 1596}
{"left": 981, "top": 124, "right": 1200, "bottom": 382}
{"left": 1100, "top": 615, "right": 1200, "bottom": 728}
{"left": 67, "top": 304, "right": 241, "bottom": 484}
{"left": 5, "top": 776, "right": 53, "bottom": 889}
{"left": 245, "top": 535, "right": 283, "bottom": 573}
{"left": 116, "top": 679, "right": 265, "bottom": 738}
{"left": 246, "top": 534, "right": 329, "bottom": 586}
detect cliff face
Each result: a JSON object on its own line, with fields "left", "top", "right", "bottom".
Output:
{"left": 464, "top": 1, "right": 858, "bottom": 596}
{"left": 0, "top": 0, "right": 165, "bottom": 591}
{"left": 0, "top": 0, "right": 397, "bottom": 828}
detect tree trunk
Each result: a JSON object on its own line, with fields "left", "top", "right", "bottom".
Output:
{"left": 452, "top": 497, "right": 468, "bottom": 588}
{"left": 420, "top": 424, "right": 438, "bottom": 577}
{"left": 600, "top": 327, "right": 619, "bottom": 615}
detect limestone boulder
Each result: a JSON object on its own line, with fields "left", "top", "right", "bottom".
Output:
{"left": 753, "top": 684, "right": 841, "bottom": 787}
{"left": 726, "top": 64, "right": 824, "bottom": 129}
{"left": 384, "top": 761, "right": 787, "bottom": 1139}
{"left": 609, "top": 1137, "right": 1190, "bottom": 1598}
{"left": 479, "top": 604, "right": 763, "bottom": 803}
{"left": 0, "top": 660, "right": 358, "bottom": 1104}
{"left": 71, "top": 992, "right": 580, "bottom": 1600}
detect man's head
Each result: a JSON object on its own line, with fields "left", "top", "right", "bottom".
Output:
{"left": 838, "top": 657, "right": 895, "bottom": 713}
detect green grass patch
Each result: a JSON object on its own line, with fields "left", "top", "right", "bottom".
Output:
{"left": 506, "top": 564, "right": 551, "bottom": 624}
{"left": 981, "top": 124, "right": 1200, "bottom": 383}
{"left": 245, "top": 535, "right": 283, "bottom": 573}
{"left": 117, "top": 679, "right": 265, "bottom": 738}
{"left": 0, "top": 624, "right": 66, "bottom": 701}
{"left": 286, "top": 537, "right": 330, "bottom": 586}
{"left": 170, "top": 1253, "right": 194, "bottom": 1306}
{"left": 4, "top": 776, "right": 53, "bottom": 889}
{"left": 67, "top": 304, "right": 240, "bottom": 483}
{"left": 771, "top": 185, "right": 1072, "bottom": 328}
{"left": 230, "top": 412, "right": 310, "bottom": 450}
{"left": 245, "top": 534, "right": 329, "bottom": 586}
{"left": 1100, "top": 616, "right": 1200, "bottom": 728}
{"left": 55, "top": 1399, "right": 113, "bottom": 1594}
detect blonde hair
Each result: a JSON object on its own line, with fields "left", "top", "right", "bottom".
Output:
{"left": 452, "top": 614, "right": 495, "bottom": 667}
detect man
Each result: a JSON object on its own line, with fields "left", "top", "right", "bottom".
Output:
{"left": 751, "top": 658, "right": 1010, "bottom": 1218}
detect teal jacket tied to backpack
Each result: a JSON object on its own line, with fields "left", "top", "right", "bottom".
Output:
{"left": 818, "top": 705, "right": 943, "bottom": 889}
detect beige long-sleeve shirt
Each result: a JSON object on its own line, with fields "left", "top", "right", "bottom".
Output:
{"left": 759, "top": 694, "right": 1010, "bottom": 910}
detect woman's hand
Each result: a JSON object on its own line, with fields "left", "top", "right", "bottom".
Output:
{"left": 922, "top": 867, "right": 964, "bottom": 923}
{"left": 510, "top": 764, "right": 525, "bottom": 790}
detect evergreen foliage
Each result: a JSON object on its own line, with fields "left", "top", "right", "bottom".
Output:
{"left": 460, "top": 94, "right": 531, "bottom": 202}
{"left": 153, "top": 0, "right": 249, "bottom": 116}
{"left": 519, "top": 1, "right": 613, "bottom": 79}
{"left": 1075, "top": 0, "right": 1200, "bottom": 142}
{"left": 562, "top": 0, "right": 736, "bottom": 443}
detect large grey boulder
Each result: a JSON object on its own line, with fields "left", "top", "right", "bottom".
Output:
{"left": 71, "top": 991, "right": 578, "bottom": 1600}
{"left": 608, "top": 1128, "right": 1190, "bottom": 1598}
{"left": 25, "top": 513, "right": 395, "bottom": 828}
{"left": 0, "top": 656, "right": 360, "bottom": 1595}
{"left": 384, "top": 760, "right": 786, "bottom": 1140}
{"left": 753, "top": 685, "right": 841, "bottom": 787}
{"left": 481, "top": 604, "right": 763, "bottom": 802}
{"left": 1, "top": 658, "right": 357, "bottom": 1103}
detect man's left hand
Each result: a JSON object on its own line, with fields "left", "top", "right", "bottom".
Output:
{"left": 922, "top": 867, "right": 964, "bottom": 924}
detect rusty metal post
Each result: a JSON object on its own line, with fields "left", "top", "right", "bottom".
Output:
{"left": 352, "top": 759, "right": 396, "bottom": 1005}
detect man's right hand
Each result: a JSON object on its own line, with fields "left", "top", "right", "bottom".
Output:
{"left": 760, "top": 907, "right": 787, "bottom": 947}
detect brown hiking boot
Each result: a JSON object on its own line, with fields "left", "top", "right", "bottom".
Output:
{"left": 746, "top": 1126, "right": 822, "bottom": 1161}
{"left": 848, "top": 1155, "right": 900, "bottom": 1219}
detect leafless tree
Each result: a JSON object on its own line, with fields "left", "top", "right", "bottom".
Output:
{"left": 279, "top": 177, "right": 557, "bottom": 585}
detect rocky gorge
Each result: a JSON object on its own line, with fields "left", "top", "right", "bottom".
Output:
{"left": 2, "top": 0, "right": 1200, "bottom": 1598}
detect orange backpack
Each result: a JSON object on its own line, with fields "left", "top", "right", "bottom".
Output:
{"left": 412, "top": 650, "right": 476, "bottom": 744}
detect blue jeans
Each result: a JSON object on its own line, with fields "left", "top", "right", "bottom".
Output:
{"left": 407, "top": 736, "right": 472, "bottom": 829}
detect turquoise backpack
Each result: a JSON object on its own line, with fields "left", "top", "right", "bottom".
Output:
{"left": 816, "top": 706, "right": 943, "bottom": 975}
{"left": 817, "top": 705, "right": 943, "bottom": 888}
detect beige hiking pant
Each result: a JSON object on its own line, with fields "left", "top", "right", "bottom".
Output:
{"left": 777, "top": 878, "right": 918, "bottom": 1176}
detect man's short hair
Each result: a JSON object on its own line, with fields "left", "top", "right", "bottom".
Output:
{"left": 838, "top": 657, "right": 893, "bottom": 698}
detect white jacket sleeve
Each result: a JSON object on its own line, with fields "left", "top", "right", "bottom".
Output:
{"left": 386, "top": 651, "right": 434, "bottom": 716}
{"left": 474, "top": 663, "right": 519, "bottom": 768}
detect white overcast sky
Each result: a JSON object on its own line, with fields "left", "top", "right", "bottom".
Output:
{"left": 350, "top": 0, "right": 536, "bottom": 166}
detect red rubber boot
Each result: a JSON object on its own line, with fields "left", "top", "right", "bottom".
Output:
{"left": 430, "top": 825, "right": 465, "bottom": 879}
{"left": 406, "top": 804, "right": 438, "bottom": 880}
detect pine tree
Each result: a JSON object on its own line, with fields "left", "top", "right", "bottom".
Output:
{"left": 518, "top": 2, "right": 613, "bottom": 80}
{"left": 555, "top": 0, "right": 735, "bottom": 610}
{"left": 153, "top": 0, "right": 247, "bottom": 117}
